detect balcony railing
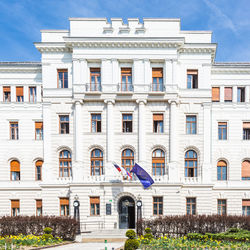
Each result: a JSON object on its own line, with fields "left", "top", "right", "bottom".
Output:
{"left": 118, "top": 83, "right": 134, "bottom": 92}
{"left": 151, "top": 83, "right": 165, "bottom": 92}
{"left": 86, "top": 83, "right": 102, "bottom": 92}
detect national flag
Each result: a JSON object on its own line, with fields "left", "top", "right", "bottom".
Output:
{"left": 131, "top": 163, "right": 154, "bottom": 188}
{"left": 113, "top": 162, "right": 132, "bottom": 179}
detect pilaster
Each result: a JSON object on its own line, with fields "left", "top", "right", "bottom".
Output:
{"left": 233, "top": 86, "right": 237, "bottom": 102}
{"left": 220, "top": 86, "right": 224, "bottom": 102}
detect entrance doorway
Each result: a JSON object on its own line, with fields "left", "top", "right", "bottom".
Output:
{"left": 118, "top": 196, "right": 135, "bottom": 229}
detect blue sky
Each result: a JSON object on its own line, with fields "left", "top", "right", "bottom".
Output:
{"left": 0, "top": 0, "right": 250, "bottom": 62}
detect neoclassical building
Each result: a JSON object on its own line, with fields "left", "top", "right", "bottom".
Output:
{"left": 0, "top": 18, "right": 250, "bottom": 229}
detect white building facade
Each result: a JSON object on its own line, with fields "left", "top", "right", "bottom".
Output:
{"left": 0, "top": 18, "right": 250, "bottom": 229}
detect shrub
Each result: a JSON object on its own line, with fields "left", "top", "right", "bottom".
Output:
{"left": 137, "top": 215, "right": 250, "bottom": 237}
{"left": 124, "top": 230, "right": 139, "bottom": 250}
{"left": 43, "top": 227, "right": 53, "bottom": 234}
{"left": 0, "top": 216, "right": 79, "bottom": 240}
{"left": 144, "top": 227, "right": 153, "bottom": 241}
{"left": 124, "top": 239, "right": 140, "bottom": 250}
{"left": 126, "top": 229, "right": 136, "bottom": 239}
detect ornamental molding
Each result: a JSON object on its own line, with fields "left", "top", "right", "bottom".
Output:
{"left": 212, "top": 69, "right": 250, "bottom": 74}
{"left": 178, "top": 47, "right": 216, "bottom": 61}
{"left": 0, "top": 67, "right": 41, "bottom": 73}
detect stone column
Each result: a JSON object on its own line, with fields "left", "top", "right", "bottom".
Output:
{"left": 24, "top": 86, "right": 29, "bottom": 102}
{"left": 164, "top": 59, "right": 173, "bottom": 86}
{"left": 172, "top": 59, "right": 178, "bottom": 86}
{"left": 11, "top": 86, "right": 15, "bottom": 102}
{"left": 220, "top": 86, "right": 224, "bottom": 102}
{"left": 105, "top": 99, "right": 115, "bottom": 162}
{"left": 136, "top": 99, "right": 147, "bottom": 163}
{"left": 73, "top": 100, "right": 83, "bottom": 182}
{"left": 42, "top": 102, "right": 53, "bottom": 182}
{"left": 233, "top": 86, "right": 238, "bottom": 102}
{"left": 202, "top": 103, "right": 212, "bottom": 183}
{"left": 37, "top": 85, "right": 41, "bottom": 102}
{"left": 144, "top": 59, "right": 150, "bottom": 91}
{"left": 72, "top": 59, "right": 81, "bottom": 85}
{"left": 80, "top": 59, "right": 88, "bottom": 90}
{"left": 246, "top": 86, "right": 250, "bottom": 103}
{"left": 168, "top": 100, "right": 179, "bottom": 182}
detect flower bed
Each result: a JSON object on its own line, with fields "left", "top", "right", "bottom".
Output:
{"left": 0, "top": 234, "right": 63, "bottom": 249}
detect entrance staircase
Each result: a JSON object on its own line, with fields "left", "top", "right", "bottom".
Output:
{"left": 79, "top": 229, "right": 128, "bottom": 243}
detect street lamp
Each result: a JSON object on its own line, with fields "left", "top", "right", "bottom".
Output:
{"left": 73, "top": 194, "right": 80, "bottom": 234}
{"left": 136, "top": 195, "right": 142, "bottom": 235}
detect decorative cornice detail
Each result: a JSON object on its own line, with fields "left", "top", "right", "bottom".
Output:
{"left": 179, "top": 47, "right": 216, "bottom": 61}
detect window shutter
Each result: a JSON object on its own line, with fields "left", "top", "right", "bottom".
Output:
{"left": 90, "top": 197, "right": 100, "bottom": 204}
{"left": 218, "top": 122, "right": 227, "bottom": 126}
{"left": 224, "top": 87, "right": 232, "bottom": 101}
{"left": 90, "top": 68, "right": 100, "bottom": 72}
{"left": 60, "top": 198, "right": 69, "bottom": 205}
{"left": 35, "top": 122, "right": 43, "bottom": 129}
{"left": 36, "top": 160, "right": 43, "bottom": 167}
{"left": 10, "top": 161, "right": 20, "bottom": 172}
{"left": 153, "top": 114, "right": 163, "bottom": 121}
{"left": 121, "top": 68, "right": 132, "bottom": 74}
{"left": 57, "top": 69, "right": 68, "bottom": 73}
{"left": 152, "top": 68, "right": 163, "bottom": 78}
{"left": 242, "top": 160, "right": 250, "bottom": 178}
{"left": 36, "top": 200, "right": 42, "bottom": 207}
{"left": 217, "top": 160, "right": 227, "bottom": 167}
{"left": 3, "top": 86, "right": 10, "bottom": 92}
{"left": 212, "top": 87, "right": 220, "bottom": 102}
{"left": 243, "top": 122, "right": 250, "bottom": 129}
{"left": 187, "top": 69, "right": 198, "bottom": 75}
{"left": 16, "top": 87, "right": 23, "bottom": 96}
{"left": 242, "top": 200, "right": 250, "bottom": 206}
{"left": 11, "top": 200, "right": 20, "bottom": 208}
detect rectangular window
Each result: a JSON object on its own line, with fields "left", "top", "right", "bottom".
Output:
{"left": 57, "top": 69, "right": 68, "bottom": 88}
{"left": 59, "top": 115, "right": 69, "bottom": 134}
{"left": 16, "top": 86, "right": 24, "bottom": 102}
{"left": 224, "top": 87, "right": 232, "bottom": 102}
{"left": 11, "top": 200, "right": 20, "bottom": 216}
{"left": 90, "top": 68, "right": 101, "bottom": 91}
{"left": 187, "top": 70, "right": 198, "bottom": 89}
{"left": 91, "top": 114, "right": 101, "bottom": 132}
{"left": 121, "top": 68, "right": 133, "bottom": 91}
{"left": 122, "top": 114, "right": 133, "bottom": 133}
{"left": 35, "top": 122, "right": 43, "bottom": 140}
{"left": 186, "top": 116, "right": 197, "bottom": 134}
{"left": 212, "top": 87, "right": 220, "bottom": 102}
{"left": 242, "top": 200, "right": 250, "bottom": 216}
{"left": 90, "top": 197, "right": 100, "bottom": 216}
{"left": 153, "top": 197, "right": 163, "bottom": 216}
{"left": 243, "top": 122, "right": 250, "bottom": 140}
{"left": 218, "top": 122, "right": 227, "bottom": 140}
{"left": 60, "top": 198, "right": 69, "bottom": 216}
{"left": 217, "top": 162, "right": 227, "bottom": 180}
{"left": 237, "top": 87, "right": 245, "bottom": 102}
{"left": 10, "top": 122, "right": 19, "bottom": 140}
{"left": 152, "top": 68, "right": 163, "bottom": 91}
{"left": 3, "top": 86, "right": 11, "bottom": 102}
{"left": 218, "top": 199, "right": 227, "bottom": 215}
{"left": 36, "top": 200, "right": 42, "bottom": 216}
{"left": 153, "top": 114, "right": 163, "bottom": 133}
{"left": 29, "top": 87, "right": 37, "bottom": 103}
{"left": 186, "top": 198, "right": 196, "bottom": 215}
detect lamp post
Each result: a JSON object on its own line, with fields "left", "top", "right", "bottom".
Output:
{"left": 73, "top": 194, "right": 80, "bottom": 234}
{"left": 136, "top": 195, "right": 142, "bottom": 235}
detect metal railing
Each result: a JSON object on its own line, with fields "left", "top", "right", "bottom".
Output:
{"left": 85, "top": 83, "right": 102, "bottom": 92}
{"left": 150, "top": 83, "right": 165, "bottom": 92}
{"left": 80, "top": 221, "right": 105, "bottom": 231}
{"left": 118, "top": 83, "right": 134, "bottom": 92}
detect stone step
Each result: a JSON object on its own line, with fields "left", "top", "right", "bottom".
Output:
{"left": 82, "top": 238, "right": 126, "bottom": 243}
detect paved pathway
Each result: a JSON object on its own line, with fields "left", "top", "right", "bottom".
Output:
{"left": 45, "top": 242, "right": 124, "bottom": 250}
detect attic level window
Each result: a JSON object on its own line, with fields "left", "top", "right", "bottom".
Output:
{"left": 237, "top": 87, "right": 245, "bottom": 102}
{"left": 122, "top": 114, "right": 133, "bottom": 133}
{"left": 16, "top": 87, "right": 24, "bottom": 102}
{"left": 187, "top": 70, "right": 198, "bottom": 89}
{"left": 243, "top": 122, "right": 250, "bottom": 140}
{"left": 3, "top": 86, "right": 11, "bottom": 102}
{"left": 152, "top": 68, "right": 163, "bottom": 91}
{"left": 57, "top": 69, "right": 68, "bottom": 88}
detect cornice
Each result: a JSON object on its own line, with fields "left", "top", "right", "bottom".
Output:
{"left": 34, "top": 43, "right": 72, "bottom": 53}
{"left": 212, "top": 68, "right": 250, "bottom": 74}
{"left": 0, "top": 67, "right": 41, "bottom": 73}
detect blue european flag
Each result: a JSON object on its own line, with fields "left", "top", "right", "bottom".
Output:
{"left": 131, "top": 163, "right": 154, "bottom": 189}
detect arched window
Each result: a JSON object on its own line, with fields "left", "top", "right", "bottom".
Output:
{"left": 59, "top": 150, "right": 72, "bottom": 177}
{"left": 10, "top": 160, "right": 20, "bottom": 181}
{"left": 242, "top": 160, "right": 250, "bottom": 180}
{"left": 121, "top": 149, "right": 134, "bottom": 173}
{"left": 91, "top": 149, "right": 103, "bottom": 176}
{"left": 152, "top": 149, "right": 165, "bottom": 176}
{"left": 217, "top": 160, "right": 227, "bottom": 180}
{"left": 185, "top": 150, "right": 197, "bottom": 177}
{"left": 35, "top": 160, "right": 43, "bottom": 181}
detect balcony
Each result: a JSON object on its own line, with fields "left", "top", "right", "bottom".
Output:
{"left": 150, "top": 82, "right": 165, "bottom": 92}
{"left": 85, "top": 83, "right": 102, "bottom": 92}
{"left": 118, "top": 83, "right": 134, "bottom": 92}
